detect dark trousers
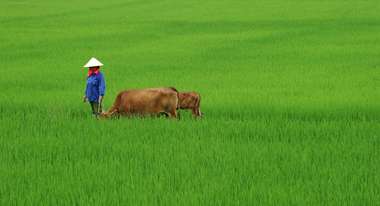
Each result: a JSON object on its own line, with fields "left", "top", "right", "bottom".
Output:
{"left": 89, "top": 101, "right": 102, "bottom": 115}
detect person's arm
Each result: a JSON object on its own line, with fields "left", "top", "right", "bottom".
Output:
{"left": 83, "top": 81, "right": 89, "bottom": 102}
{"left": 98, "top": 73, "right": 106, "bottom": 104}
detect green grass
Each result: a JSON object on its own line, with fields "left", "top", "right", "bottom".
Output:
{"left": 1, "top": 0, "right": 379, "bottom": 205}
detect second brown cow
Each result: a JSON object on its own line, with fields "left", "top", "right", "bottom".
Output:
{"left": 178, "top": 92, "right": 202, "bottom": 117}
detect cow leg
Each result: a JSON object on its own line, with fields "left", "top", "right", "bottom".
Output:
{"left": 190, "top": 107, "right": 202, "bottom": 118}
{"left": 176, "top": 110, "right": 181, "bottom": 120}
{"left": 195, "top": 96, "right": 202, "bottom": 117}
{"left": 196, "top": 107, "right": 202, "bottom": 117}
{"left": 160, "top": 112, "right": 169, "bottom": 118}
{"left": 191, "top": 108, "right": 198, "bottom": 117}
{"left": 168, "top": 109, "right": 178, "bottom": 119}
{"left": 195, "top": 107, "right": 202, "bottom": 117}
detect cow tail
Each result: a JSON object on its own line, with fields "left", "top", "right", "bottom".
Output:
{"left": 167, "top": 86, "right": 178, "bottom": 93}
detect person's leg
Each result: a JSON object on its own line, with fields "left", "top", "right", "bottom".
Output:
{"left": 89, "top": 102, "right": 99, "bottom": 115}
{"left": 98, "top": 103, "right": 102, "bottom": 114}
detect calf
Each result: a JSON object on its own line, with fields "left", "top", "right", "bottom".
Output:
{"left": 178, "top": 92, "right": 201, "bottom": 117}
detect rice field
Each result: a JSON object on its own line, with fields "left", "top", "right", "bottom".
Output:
{"left": 0, "top": 0, "right": 379, "bottom": 205}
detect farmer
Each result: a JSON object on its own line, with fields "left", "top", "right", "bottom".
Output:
{"left": 83, "top": 57, "right": 106, "bottom": 116}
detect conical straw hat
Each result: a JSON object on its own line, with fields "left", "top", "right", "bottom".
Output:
{"left": 83, "top": 57, "right": 103, "bottom": 68}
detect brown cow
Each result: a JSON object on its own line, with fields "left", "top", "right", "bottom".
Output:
{"left": 100, "top": 88, "right": 178, "bottom": 118}
{"left": 178, "top": 92, "right": 202, "bottom": 117}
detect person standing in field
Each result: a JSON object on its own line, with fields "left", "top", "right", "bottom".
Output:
{"left": 83, "top": 57, "right": 106, "bottom": 116}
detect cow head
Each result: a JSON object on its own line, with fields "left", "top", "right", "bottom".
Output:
{"left": 98, "top": 110, "right": 118, "bottom": 119}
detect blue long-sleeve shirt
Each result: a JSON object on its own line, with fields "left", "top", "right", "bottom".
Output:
{"left": 85, "top": 72, "right": 106, "bottom": 102}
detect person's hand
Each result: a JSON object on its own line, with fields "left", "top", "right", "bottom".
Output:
{"left": 83, "top": 96, "right": 88, "bottom": 103}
